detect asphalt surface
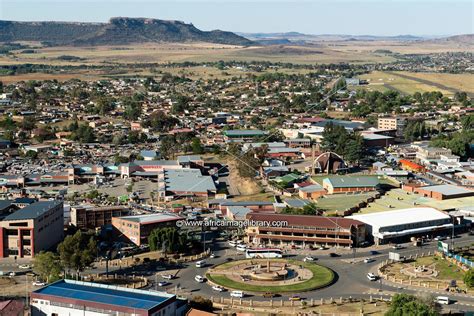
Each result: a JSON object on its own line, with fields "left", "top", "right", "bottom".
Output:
{"left": 153, "top": 235, "right": 474, "bottom": 312}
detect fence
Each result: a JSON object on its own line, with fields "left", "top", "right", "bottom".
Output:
{"left": 378, "top": 251, "right": 472, "bottom": 294}
{"left": 210, "top": 295, "right": 391, "bottom": 309}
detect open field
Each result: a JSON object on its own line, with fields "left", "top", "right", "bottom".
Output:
{"left": 316, "top": 193, "right": 378, "bottom": 215}
{"left": 358, "top": 71, "right": 474, "bottom": 96}
{"left": 2, "top": 40, "right": 472, "bottom": 66}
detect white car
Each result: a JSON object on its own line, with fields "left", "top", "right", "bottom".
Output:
{"left": 367, "top": 273, "right": 378, "bottom": 281}
{"left": 195, "top": 275, "right": 205, "bottom": 283}
{"left": 212, "top": 285, "right": 225, "bottom": 292}
{"left": 158, "top": 281, "right": 169, "bottom": 287}
{"left": 303, "top": 256, "right": 315, "bottom": 262}
{"left": 32, "top": 281, "right": 46, "bottom": 286}
{"left": 391, "top": 244, "right": 403, "bottom": 249}
{"left": 162, "top": 274, "right": 174, "bottom": 280}
{"left": 434, "top": 236, "right": 446, "bottom": 241}
{"left": 19, "top": 264, "right": 31, "bottom": 269}
{"left": 210, "top": 253, "right": 216, "bottom": 258}
{"left": 363, "top": 258, "right": 374, "bottom": 263}
{"left": 435, "top": 296, "right": 450, "bottom": 305}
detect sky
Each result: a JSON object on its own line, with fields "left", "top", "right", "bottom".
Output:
{"left": 1, "top": 0, "right": 473, "bottom": 36}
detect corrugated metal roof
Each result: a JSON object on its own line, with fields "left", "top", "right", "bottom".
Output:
{"left": 33, "top": 280, "right": 173, "bottom": 311}
{"left": 4, "top": 200, "right": 62, "bottom": 221}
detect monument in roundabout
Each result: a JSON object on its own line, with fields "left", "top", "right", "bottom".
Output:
{"left": 206, "top": 258, "right": 335, "bottom": 293}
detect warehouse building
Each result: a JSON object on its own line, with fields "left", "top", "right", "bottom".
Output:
{"left": 31, "top": 279, "right": 180, "bottom": 316}
{"left": 349, "top": 207, "right": 452, "bottom": 245}
{"left": 158, "top": 168, "right": 216, "bottom": 200}
{"left": 322, "top": 176, "right": 380, "bottom": 194}
{"left": 246, "top": 213, "right": 366, "bottom": 248}
{"left": 0, "top": 200, "right": 63, "bottom": 258}
{"left": 403, "top": 184, "right": 474, "bottom": 201}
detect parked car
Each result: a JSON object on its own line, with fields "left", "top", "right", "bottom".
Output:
{"left": 364, "top": 258, "right": 374, "bottom": 263}
{"left": 392, "top": 244, "right": 403, "bottom": 250}
{"left": 210, "top": 253, "right": 216, "bottom": 258}
{"left": 329, "top": 253, "right": 340, "bottom": 257}
{"left": 32, "top": 281, "right": 46, "bottom": 286}
{"left": 369, "top": 250, "right": 379, "bottom": 255}
{"left": 19, "top": 264, "right": 31, "bottom": 269}
{"left": 195, "top": 275, "right": 205, "bottom": 283}
{"left": 303, "top": 256, "right": 315, "bottom": 262}
{"left": 162, "top": 274, "right": 174, "bottom": 280}
{"left": 158, "top": 281, "right": 169, "bottom": 287}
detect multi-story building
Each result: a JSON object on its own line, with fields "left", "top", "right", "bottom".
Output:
{"left": 245, "top": 213, "right": 366, "bottom": 248}
{"left": 70, "top": 205, "right": 130, "bottom": 230}
{"left": 112, "top": 213, "right": 183, "bottom": 246}
{"left": 31, "top": 279, "right": 180, "bottom": 316}
{"left": 0, "top": 200, "right": 63, "bottom": 258}
{"left": 377, "top": 117, "right": 406, "bottom": 136}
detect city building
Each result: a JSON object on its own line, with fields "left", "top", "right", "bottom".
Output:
{"left": 349, "top": 207, "right": 453, "bottom": 245}
{"left": 403, "top": 184, "right": 474, "bottom": 200}
{"left": 158, "top": 169, "right": 216, "bottom": 201}
{"left": 31, "top": 279, "right": 180, "bottom": 316}
{"left": 399, "top": 159, "right": 425, "bottom": 172}
{"left": 377, "top": 117, "right": 406, "bottom": 136}
{"left": 70, "top": 205, "right": 130, "bottom": 230}
{"left": 0, "top": 200, "right": 64, "bottom": 258}
{"left": 112, "top": 213, "right": 183, "bottom": 246}
{"left": 322, "top": 177, "right": 379, "bottom": 194}
{"left": 223, "top": 129, "right": 268, "bottom": 142}
{"left": 245, "top": 213, "right": 366, "bottom": 248}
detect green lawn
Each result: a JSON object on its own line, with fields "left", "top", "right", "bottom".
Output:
{"left": 415, "top": 257, "right": 466, "bottom": 281}
{"left": 206, "top": 259, "right": 334, "bottom": 293}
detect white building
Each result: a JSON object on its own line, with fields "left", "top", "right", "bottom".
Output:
{"left": 349, "top": 207, "right": 453, "bottom": 245}
{"left": 31, "top": 279, "right": 183, "bottom": 316}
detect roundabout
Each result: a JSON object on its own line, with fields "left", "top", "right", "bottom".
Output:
{"left": 205, "top": 258, "right": 335, "bottom": 293}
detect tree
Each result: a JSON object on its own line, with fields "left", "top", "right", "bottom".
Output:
{"left": 191, "top": 137, "right": 204, "bottom": 154}
{"left": 189, "top": 296, "right": 213, "bottom": 313}
{"left": 344, "top": 134, "right": 365, "bottom": 165}
{"left": 57, "top": 231, "right": 97, "bottom": 277}
{"left": 21, "top": 116, "right": 36, "bottom": 131}
{"left": 281, "top": 203, "right": 322, "bottom": 215}
{"left": 464, "top": 269, "right": 474, "bottom": 288}
{"left": 148, "top": 227, "right": 190, "bottom": 253}
{"left": 461, "top": 114, "right": 474, "bottom": 131}
{"left": 33, "top": 251, "right": 62, "bottom": 283}
{"left": 385, "top": 293, "right": 438, "bottom": 316}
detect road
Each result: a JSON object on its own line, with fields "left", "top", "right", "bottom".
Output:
{"left": 154, "top": 236, "right": 474, "bottom": 312}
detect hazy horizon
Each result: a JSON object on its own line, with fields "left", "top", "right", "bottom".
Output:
{"left": 1, "top": 0, "right": 473, "bottom": 36}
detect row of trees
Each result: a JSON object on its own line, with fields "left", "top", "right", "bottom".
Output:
{"left": 148, "top": 227, "right": 191, "bottom": 253}
{"left": 320, "top": 122, "right": 366, "bottom": 164}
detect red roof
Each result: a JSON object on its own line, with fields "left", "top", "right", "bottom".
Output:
{"left": 400, "top": 159, "right": 424, "bottom": 170}
{"left": 246, "top": 212, "right": 364, "bottom": 229}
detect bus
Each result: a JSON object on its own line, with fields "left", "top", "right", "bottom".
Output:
{"left": 245, "top": 248, "right": 283, "bottom": 259}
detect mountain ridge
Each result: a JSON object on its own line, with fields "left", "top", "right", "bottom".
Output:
{"left": 0, "top": 17, "right": 253, "bottom": 46}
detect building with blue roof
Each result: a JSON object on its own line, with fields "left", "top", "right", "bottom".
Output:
{"left": 31, "top": 279, "right": 178, "bottom": 316}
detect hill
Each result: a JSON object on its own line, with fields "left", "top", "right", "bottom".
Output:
{"left": 0, "top": 17, "right": 253, "bottom": 46}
